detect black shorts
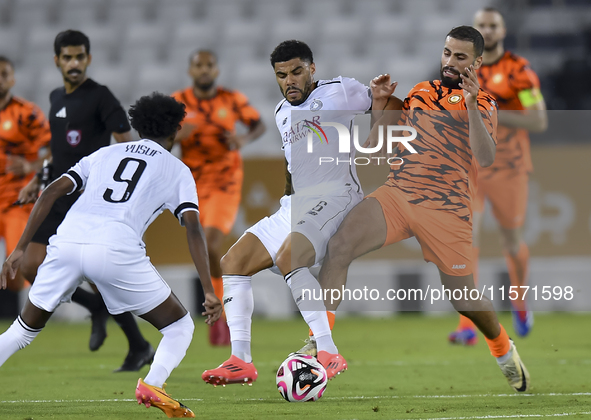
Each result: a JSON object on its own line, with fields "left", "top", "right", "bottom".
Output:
{"left": 31, "top": 193, "right": 80, "bottom": 245}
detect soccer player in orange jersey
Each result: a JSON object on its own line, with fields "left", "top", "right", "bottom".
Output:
{"left": 172, "top": 50, "right": 265, "bottom": 345}
{"left": 449, "top": 8, "right": 548, "bottom": 345}
{"left": 317, "top": 26, "right": 530, "bottom": 392}
{"left": 0, "top": 56, "right": 50, "bottom": 294}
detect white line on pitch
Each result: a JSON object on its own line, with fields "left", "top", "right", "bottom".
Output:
{"left": 2, "top": 392, "right": 590, "bottom": 404}
{"left": 420, "top": 412, "right": 591, "bottom": 420}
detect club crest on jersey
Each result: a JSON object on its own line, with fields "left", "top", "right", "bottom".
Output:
{"left": 447, "top": 94, "right": 462, "bottom": 104}
{"left": 310, "top": 99, "right": 323, "bottom": 112}
{"left": 492, "top": 73, "right": 503, "bottom": 84}
{"left": 218, "top": 108, "right": 227, "bottom": 118}
{"left": 2, "top": 120, "right": 12, "bottom": 130}
{"left": 66, "top": 129, "right": 81, "bottom": 147}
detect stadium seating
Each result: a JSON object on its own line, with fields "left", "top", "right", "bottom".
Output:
{"left": 1, "top": 0, "right": 590, "bottom": 153}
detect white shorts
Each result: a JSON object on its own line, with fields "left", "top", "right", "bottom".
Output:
{"left": 245, "top": 187, "right": 362, "bottom": 269}
{"left": 29, "top": 241, "right": 171, "bottom": 316}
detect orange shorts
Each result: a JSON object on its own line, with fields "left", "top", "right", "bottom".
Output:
{"left": 368, "top": 185, "right": 473, "bottom": 277}
{"left": 473, "top": 169, "right": 528, "bottom": 229}
{"left": 0, "top": 204, "right": 32, "bottom": 255}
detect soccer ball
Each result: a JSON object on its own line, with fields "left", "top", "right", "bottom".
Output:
{"left": 276, "top": 354, "right": 328, "bottom": 402}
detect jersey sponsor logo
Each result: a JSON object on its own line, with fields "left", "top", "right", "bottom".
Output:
{"left": 452, "top": 264, "right": 466, "bottom": 269}
{"left": 310, "top": 99, "right": 323, "bottom": 111}
{"left": 55, "top": 107, "right": 67, "bottom": 118}
{"left": 66, "top": 129, "right": 81, "bottom": 146}
{"left": 447, "top": 94, "right": 462, "bottom": 104}
{"left": 2, "top": 120, "right": 12, "bottom": 130}
{"left": 303, "top": 119, "right": 329, "bottom": 144}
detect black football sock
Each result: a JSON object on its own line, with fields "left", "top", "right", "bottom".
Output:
{"left": 112, "top": 312, "right": 149, "bottom": 352}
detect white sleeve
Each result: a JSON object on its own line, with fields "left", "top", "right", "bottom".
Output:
{"left": 342, "top": 77, "right": 372, "bottom": 113}
{"left": 63, "top": 153, "right": 95, "bottom": 194}
{"left": 167, "top": 165, "right": 199, "bottom": 226}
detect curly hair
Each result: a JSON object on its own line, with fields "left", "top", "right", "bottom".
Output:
{"left": 128, "top": 92, "right": 186, "bottom": 139}
{"left": 270, "top": 40, "right": 313, "bottom": 67}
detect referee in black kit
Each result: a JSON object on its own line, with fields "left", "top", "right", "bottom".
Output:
{"left": 17, "top": 30, "right": 154, "bottom": 372}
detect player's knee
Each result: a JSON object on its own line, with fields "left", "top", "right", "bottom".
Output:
{"left": 220, "top": 249, "right": 246, "bottom": 275}
{"left": 275, "top": 249, "right": 291, "bottom": 276}
{"left": 326, "top": 233, "right": 354, "bottom": 266}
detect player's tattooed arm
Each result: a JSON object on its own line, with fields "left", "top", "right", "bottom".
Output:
{"left": 1, "top": 176, "right": 74, "bottom": 289}
{"left": 284, "top": 159, "right": 293, "bottom": 196}
{"left": 460, "top": 65, "right": 496, "bottom": 167}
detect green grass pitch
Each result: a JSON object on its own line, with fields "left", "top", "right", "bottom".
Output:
{"left": 1, "top": 313, "right": 590, "bottom": 420}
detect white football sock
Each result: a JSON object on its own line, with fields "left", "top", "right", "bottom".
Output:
{"left": 0, "top": 316, "right": 42, "bottom": 366}
{"left": 223, "top": 275, "right": 254, "bottom": 363}
{"left": 285, "top": 267, "right": 338, "bottom": 354}
{"left": 144, "top": 313, "right": 194, "bottom": 388}
{"left": 496, "top": 348, "right": 513, "bottom": 364}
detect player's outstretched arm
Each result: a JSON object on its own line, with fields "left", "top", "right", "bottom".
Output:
{"left": 183, "top": 211, "right": 222, "bottom": 324}
{"left": 1, "top": 176, "right": 74, "bottom": 289}
{"left": 460, "top": 65, "right": 496, "bottom": 167}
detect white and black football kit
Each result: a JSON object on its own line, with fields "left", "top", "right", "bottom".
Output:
{"left": 245, "top": 76, "right": 372, "bottom": 268}
{"left": 28, "top": 139, "right": 199, "bottom": 316}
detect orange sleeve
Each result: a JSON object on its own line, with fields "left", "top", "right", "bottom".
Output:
{"left": 477, "top": 94, "right": 498, "bottom": 145}
{"left": 22, "top": 103, "right": 51, "bottom": 154}
{"left": 510, "top": 59, "right": 540, "bottom": 92}
{"left": 232, "top": 91, "right": 261, "bottom": 126}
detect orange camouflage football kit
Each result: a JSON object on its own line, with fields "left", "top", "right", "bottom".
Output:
{"left": 474, "top": 51, "right": 541, "bottom": 229}
{"left": 0, "top": 96, "right": 50, "bottom": 257}
{"left": 172, "top": 87, "right": 261, "bottom": 234}
{"left": 369, "top": 80, "right": 498, "bottom": 276}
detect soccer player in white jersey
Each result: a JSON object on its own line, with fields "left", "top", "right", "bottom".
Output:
{"left": 0, "top": 93, "right": 222, "bottom": 419}
{"left": 202, "top": 40, "right": 401, "bottom": 386}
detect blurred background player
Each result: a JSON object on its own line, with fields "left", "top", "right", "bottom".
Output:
{"left": 0, "top": 56, "right": 51, "bottom": 299}
{"left": 17, "top": 30, "right": 154, "bottom": 371}
{"left": 449, "top": 8, "right": 548, "bottom": 345}
{"left": 172, "top": 50, "right": 265, "bottom": 346}
{"left": 0, "top": 92, "right": 223, "bottom": 419}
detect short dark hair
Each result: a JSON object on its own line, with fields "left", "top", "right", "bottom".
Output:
{"left": 54, "top": 30, "right": 90, "bottom": 57}
{"left": 270, "top": 40, "right": 313, "bottom": 67}
{"left": 189, "top": 49, "right": 217, "bottom": 64}
{"left": 0, "top": 56, "right": 14, "bottom": 69}
{"left": 128, "top": 92, "right": 186, "bottom": 139}
{"left": 446, "top": 26, "right": 485, "bottom": 57}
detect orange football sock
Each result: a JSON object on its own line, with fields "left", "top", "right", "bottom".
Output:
{"left": 485, "top": 324, "right": 511, "bottom": 358}
{"left": 212, "top": 277, "right": 224, "bottom": 300}
{"left": 309, "top": 311, "right": 336, "bottom": 337}
{"left": 504, "top": 242, "right": 529, "bottom": 311}
{"left": 458, "top": 315, "right": 475, "bottom": 330}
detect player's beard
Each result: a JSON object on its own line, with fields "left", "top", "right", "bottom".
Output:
{"left": 440, "top": 65, "right": 462, "bottom": 90}
{"left": 195, "top": 80, "right": 215, "bottom": 91}
{"left": 284, "top": 77, "right": 313, "bottom": 106}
